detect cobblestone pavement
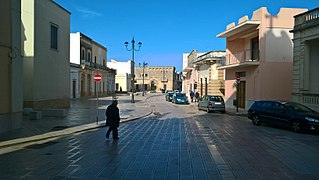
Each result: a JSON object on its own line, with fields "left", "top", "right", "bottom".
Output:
{"left": 0, "top": 93, "right": 154, "bottom": 144}
{"left": 1, "top": 95, "right": 319, "bottom": 179}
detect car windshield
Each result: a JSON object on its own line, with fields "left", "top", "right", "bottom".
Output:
{"left": 209, "top": 96, "right": 223, "bottom": 102}
{"left": 176, "top": 93, "right": 186, "bottom": 97}
{"left": 284, "top": 102, "right": 314, "bottom": 113}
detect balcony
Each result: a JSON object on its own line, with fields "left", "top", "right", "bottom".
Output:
{"left": 294, "top": 8, "right": 319, "bottom": 31}
{"left": 217, "top": 49, "right": 259, "bottom": 70}
{"left": 193, "top": 51, "right": 226, "bottom": 65}
{"left": 81, "top": 60, "right": 107, "bottom": 70}
{"left": 161, "top": 79, "right": 168, "bottom": 82}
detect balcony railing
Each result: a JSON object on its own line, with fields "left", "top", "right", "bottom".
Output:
{"left": 302, "top": 93, "right": 319, "bottom": 105}
{"left": 223, "top": 49, "right": 259, "bottom": 66}
{"left": 296, "top": 8, "right": 319, "bottom": 25}
{"left": 294, "top": 8, "right": 319, "bottom": 31}
{"left": 81, "top": 60, "right": 107, "bottom": 70}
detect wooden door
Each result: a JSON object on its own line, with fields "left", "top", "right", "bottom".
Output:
{"left": 237, "top": 81, "right": 246, "bottom": 108}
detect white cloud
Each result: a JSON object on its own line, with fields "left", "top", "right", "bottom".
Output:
{"left": 76, "top": 7, "right": 102, "bottom": 18}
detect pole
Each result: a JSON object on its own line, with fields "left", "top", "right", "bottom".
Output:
{"left": 236, "top": 81, "right": 239, "bottom": 113}
{"left": 96, "top": 82, "right": 99, "bottom": 124}
{"left": 142, "top": 63, "right": 145, "bottom": 96}
{"left": 131, "top": 39, "right": 135, "bottom": 103}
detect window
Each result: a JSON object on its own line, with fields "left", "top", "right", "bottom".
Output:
{"left": 87, "top": 51, "right": 91, "bottom": 62}
{"left": 261, "top": 102, "right": 272, "bottom": 109}
{"left": 235, "top": 71, "right": 246, "bottom": 78}
{"left": 251, "top": 37, "right": 259, "bottom": 61}
{"left": 273, "top": 102, "right": 284, "bottom": 110}
{"left": 81, "top": 49, "right": 85, "bottom": 60}
{"left": 50, "top": 24, "right": 58, "bottom": 50}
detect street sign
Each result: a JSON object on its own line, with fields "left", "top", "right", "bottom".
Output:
{"left": 236, "top": 75, "right": 240, "bottom": 81}
{"left": 94, "top": 74, "right": 102, "bottom": 82}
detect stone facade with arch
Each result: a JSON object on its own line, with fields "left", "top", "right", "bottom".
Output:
{"left": 135, "top": 66, "right": 178, "bottom": 92}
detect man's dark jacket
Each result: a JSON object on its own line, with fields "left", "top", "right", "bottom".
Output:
{"left": 106, "top": 104, "right": 120, "bottom": 127}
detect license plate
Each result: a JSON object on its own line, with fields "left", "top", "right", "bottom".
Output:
{"left": 214, "top": 102, "right": 221, "bottom": 105}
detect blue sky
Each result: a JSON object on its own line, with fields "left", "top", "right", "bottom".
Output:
{"left": 54, "top": 0, "right": 318, "bottom": 72}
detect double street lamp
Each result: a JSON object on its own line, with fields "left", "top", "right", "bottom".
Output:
{"left": 139, "top": 61, "right": 148, "bottom": 96}
{"left": 125, "top": 37, "right": 142, "bottom": 103}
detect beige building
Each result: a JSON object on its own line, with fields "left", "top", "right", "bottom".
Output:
{"left": 135, "top": 66, "right": 176, "bottom": 92}
{"left": 22, "top": 0, "right": 71, "bottom": 109}
{"left": 292, "top": 8, "right": 319, "bottom": 111}
{"left": 0, "top": 0, "right": 23, "bottom": 133}
{"left": 193, "top": 51, "right": 226, "bottom": 97}
{"left": 72, "top": 32, "right": 115, "bottom": 97}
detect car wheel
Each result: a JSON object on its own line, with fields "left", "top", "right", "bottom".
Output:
{"left": 252, "top": 114, "right": 261, "bottom": 125}
{"left": 292, "top": 121, "right": 302, "bottom": 133}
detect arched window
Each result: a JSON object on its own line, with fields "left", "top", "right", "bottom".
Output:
{"left": 81, "top": 49, "right": 85, "bottom": 60}
{"left": 87, "top": 51, "right": 91, "bottom": 62}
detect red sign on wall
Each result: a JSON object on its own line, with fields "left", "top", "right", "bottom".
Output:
{"left": 94, "top": 74, "right": 102, "bottom": 82}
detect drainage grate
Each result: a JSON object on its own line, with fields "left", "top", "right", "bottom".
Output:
{"left": 25, "top": 141, "right": 59, "bottom": 149}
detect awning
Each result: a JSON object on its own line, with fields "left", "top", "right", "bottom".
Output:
{"left": 217, "top": 20, "right": 260, "bottom": 38}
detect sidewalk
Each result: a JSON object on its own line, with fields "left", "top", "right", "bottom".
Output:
{"left": 188, "top": 101, "right": 248, "bottom": 116}
{"left": 0, "top": 93, "right": 154, "bottom": 148}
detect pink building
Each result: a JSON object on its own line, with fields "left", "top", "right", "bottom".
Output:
{"left": 182, "top": 50, "right": 205, "bottom": 98}
{"left": 217, "top": 7, "right": 307, "bottom": 109}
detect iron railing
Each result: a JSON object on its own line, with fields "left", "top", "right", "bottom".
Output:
{"left": 223, "top": 49, "right": 259, "bottom": 66}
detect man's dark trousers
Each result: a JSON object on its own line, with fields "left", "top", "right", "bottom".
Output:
{"left": 106, "top": 126, "right": 118, "bottom": 139}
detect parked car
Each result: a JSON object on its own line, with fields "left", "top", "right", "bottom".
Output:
{"left": 165, "top": 92, "right": 174, "bottom": 102}
{"left": 198, "top": 95, "right": 225, "bottom": 113}
{"left": 247, "top": 100, "right": 319, "bottom": 133}
{"left": 172, "top": 93, "right": 189, "bottom": 104}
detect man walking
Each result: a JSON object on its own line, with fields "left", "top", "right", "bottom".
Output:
{"left": 190, "top": 90, "right": 195, "bottom": 102}
{"left": 105, "top": 100, "right": 120, "bottom": 140}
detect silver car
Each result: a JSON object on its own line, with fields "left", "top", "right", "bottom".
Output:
{"left": 198, "top": 95, "right": 225, "bottom": 113}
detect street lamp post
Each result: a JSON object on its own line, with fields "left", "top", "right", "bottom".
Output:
{"left": 125, "top": 37, "right": 142, "bottom": 103}
{"left": 139, "top": 61, "right": 148, "bottom": 96}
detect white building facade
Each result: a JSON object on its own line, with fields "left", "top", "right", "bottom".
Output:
{"left": 107, "top": 59, "right": 133, "bottom": 92}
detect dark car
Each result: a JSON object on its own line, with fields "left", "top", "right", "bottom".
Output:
{"left": 165, "top": 92, "right": 174, "bottom": 102}
{"left": 172, "top": 93, "right": 189, "bottom": 104}
{"left": 198, "top": 95, "right": 225, "bottom": 113}
{"left": 248, "top": 100, "right": 319, "bottom": 133}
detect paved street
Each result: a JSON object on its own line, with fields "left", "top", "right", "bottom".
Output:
{"left": 1, "top": 94, "right": 319, "bottom": 179}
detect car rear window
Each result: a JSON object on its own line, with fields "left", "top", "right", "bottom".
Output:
{"left": 177, "top": 93, "right": 187, "bottom": 97}
{"left": 209, "top": 96, "right": 223, "bottom": 102}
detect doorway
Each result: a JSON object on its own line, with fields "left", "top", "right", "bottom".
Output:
{"left": 72, "top": 80, "right": 76, "bottom": 98}
{"left": 236, "top": 81, "right": 246, "bottom": 108}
